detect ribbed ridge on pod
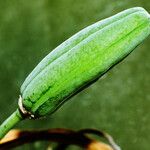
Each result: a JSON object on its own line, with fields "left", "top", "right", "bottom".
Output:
{"left": 21, "top": 7, "right": 150, "bottom": 117}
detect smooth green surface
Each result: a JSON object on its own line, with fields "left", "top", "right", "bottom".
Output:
{"left": 0, "top": 109, "right": 22, "bottom": 139}
{"left": 0, "top": 1, "right": 150, "bottom": 150}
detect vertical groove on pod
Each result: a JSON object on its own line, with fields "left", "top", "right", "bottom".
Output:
{"left": 21, "top": 8, "right": 145, "bottom": 93}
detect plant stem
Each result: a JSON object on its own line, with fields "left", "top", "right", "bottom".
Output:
{"left": 0, "top": 109, "right": 23, "bottom": 139}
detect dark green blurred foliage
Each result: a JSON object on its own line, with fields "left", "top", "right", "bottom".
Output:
{"left": 0, "top": 0, "right": 150, "bottom": 150}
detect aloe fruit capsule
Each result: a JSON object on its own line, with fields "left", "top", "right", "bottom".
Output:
{"left": 0, "top": 7, "right": 150, "bottom": 139}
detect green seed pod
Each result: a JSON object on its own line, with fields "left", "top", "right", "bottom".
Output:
{"left": 0, "top": 7, "right": 150, "bottom": 139}
{"left": 20, "top": 7, "right": 150, "bottom": 117}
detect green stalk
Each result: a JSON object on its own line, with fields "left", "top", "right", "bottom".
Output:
{"left": 0, "top": 109, "right": 23, "bottom": 139}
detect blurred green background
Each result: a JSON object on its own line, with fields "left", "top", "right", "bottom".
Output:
{"left": 0, "top": 0, "right": 150, "bottom": 149}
